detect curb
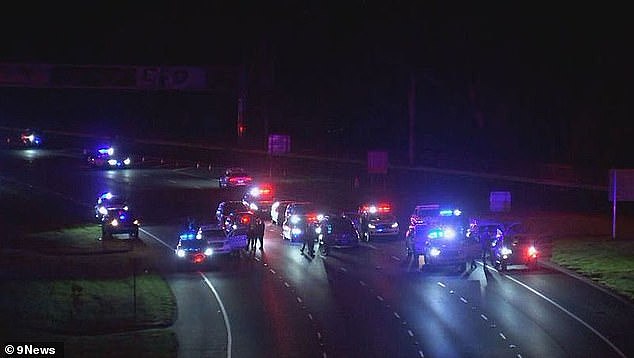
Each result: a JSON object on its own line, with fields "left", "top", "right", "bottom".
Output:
{"left": 538, "top": 258, "right": 634, "bottom": 306}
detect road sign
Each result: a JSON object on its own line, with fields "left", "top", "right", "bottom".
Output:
{"left": 608, "top": 169, "right": 634, "bottom": 239}
{"left": 367, "top": 151, "right": 388, "bottom": 174}
{"left": 268, "top": 134, "right": 291, "bottom": 155}
{"left": 490, "top": 191, "right": 511, "bottom": 212}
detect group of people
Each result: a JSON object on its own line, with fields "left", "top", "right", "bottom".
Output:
{"left": 247, "top": 215, "right": 265, "bottom": 251}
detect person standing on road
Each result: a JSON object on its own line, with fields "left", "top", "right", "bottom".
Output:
{"left": 247, "top": 217, "right": 257, "bottom": 251}
{"left": 255, "top": 216, "right": 265, "bottom": 250}
{"left": 479, "top": 226, "right": 497, "bottom": 265}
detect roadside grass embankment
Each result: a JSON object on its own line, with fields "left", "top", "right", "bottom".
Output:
{"left": 551, "top": 236, "right": 634, "bottom": 301}
{"left": 0, "top": 224, "right": 178, "bottom": 357}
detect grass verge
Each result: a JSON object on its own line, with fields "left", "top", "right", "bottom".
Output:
{"left": 0, "top": 223, "right": 178, "bottom": 357}
{"left": 551, "top": 236, "right": 634, "bottom": 301}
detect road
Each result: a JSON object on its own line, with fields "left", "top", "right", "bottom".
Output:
{"left": 1, "top": 141, "right": 632, "bottom": 357}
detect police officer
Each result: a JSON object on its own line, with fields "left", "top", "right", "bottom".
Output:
{"left": 479, "top": 227, "right": 495, "bottom": 265}
{"left": 247, "top": 217, "right": 257, "bottom": 251}
{"left": 255, "top": 216, "right": 265, "bottom": 250}
{"left": 300, "top": 226, "right": 315, "bottom": 256}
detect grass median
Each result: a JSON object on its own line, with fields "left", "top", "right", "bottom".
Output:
{"left": 551, "top": 236, "right": 634, "bottom": 301}
{"left": 0, "top": 224, "right": 178, "bottom": 357}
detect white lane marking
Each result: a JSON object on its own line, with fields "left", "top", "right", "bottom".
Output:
{"left": 480, "top": 314, "right": 488, "bottom": 321}
{"left": 297, "top": 297, "right": 303, "bottom": 303}
{"left": 201, "top": 273, "right": 232, "bottom": 358}
{"left": 284, "top": 282, "right": 290, "bottom": 288}
{"left": 323, "top": 352, "right": 327, "bottom": 358}
{"left": 359, "top": 280, "right": 367, "bottom": 286}
{"left": 393, "top": 312, "right": 400, "bottom": 319}
{"left": 376, "top": 295, "right": 384, "bottom": 302}
{"left": 168, "top": 179, "right": 177, "bottom": 183}
{"left": 449, "top": 290, "right": 455, "bottom": 294}
{"left": 308, "top": 313, "right": 313, "bottom": 321}
{"left": 504, "top": 274, "right": 626, "bottom": 358}
{"left": 437, "top": 282, "right": 446, "bottom": 288}
{"left": 366, "top": 243, "right": 378, "bottom": 250}
{"left": 418, "top": 350, "right": 425, "bottom": 357}
{"left": 460, "top": 297, "right": 468, "bottom": 304}
{"left": 269, "top": 269, "right": 276, "bottom": 274}
{"left": 391, "top": 255, "right": 400, "bottom": 261}
{"left": 408, "top": 329, "right": 414, "bottom": 337}
{"left": 339, "top": 267, "right": 348, "bottom": 273}
{"left": 499, "top": 332, "right": 507, "bottom": 340}
{"left": 140, "top": 228, "right": 172, "bottom": 249}
{"left": 317, "top": 332, "right": 322, "bottom": 340}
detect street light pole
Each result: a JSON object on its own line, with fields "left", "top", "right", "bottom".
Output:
{"left": 408, "top": 73, "right": 416, "bottom": 166}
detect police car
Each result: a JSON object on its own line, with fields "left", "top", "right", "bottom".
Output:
{"left": 19, "top": 129, "right": 43, "bottom": 147}
{"left": 405, "top": 207, "right": 478, "bottom": 271}
{"left": 358, "top": 203, "right": 400, "bottom": 241}
{"left": 101, "top": 207, "right": 140, "bottom": 239}
{"left": 175, "top": 228, "right": 215, "bottom": 265}
{"left": 94, "top": 192, "right": 128, "bottom": 222}
{"left": 242, "top": 183, "right": 276, "bottom": 219}
{"left": 87, "top": 146, "right": 132, "bottom": 169}
{"left": 281, "top": 202, "right": 326, "bottom": 242}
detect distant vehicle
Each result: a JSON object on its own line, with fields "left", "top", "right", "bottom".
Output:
{"left": 282, "top": 202, "right": 326, "bottom": 242}
{"left": 358, "top": 203, "right": 400, "bottom": 241}
{"left": 19, "top": 128, "right": 43, "bottom": 147}
{"left": 317, "top": 215, "right": 360, "bottom": 256}
{"left": 491, "top": 222, "right": 540, "bottom": 271}
{"left": 215, "top": 201, "right": 250, "bottom": 225}
{"left": 405, "top": 207, "right": 477, "bottom": 272}
{"left": 87, "top": 146, "right": 132, "bottom": 169}
{"left": 94, "top": 192, "right": 128, "bottom": 222}
{"left": 219, "top": 167, "right": 252, "bottom": 188}
{"left": 242, "top": 183, "right": 275, "bottom": 219}
{"left": 270, "top": 200, "right": 293, "bottom": 226}
{"left": 101, "top": 207, "right": 140, "bottom": 239}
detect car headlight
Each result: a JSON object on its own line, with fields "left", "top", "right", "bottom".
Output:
{"left": 250, "top": 203, "right": 259, "bottom": 210}
{"left": 177, "top": 249, "right": 186, "bottom": 258}
{"left": 204, "top": 248, "right": 213, "bottom": 256}
{"left": 98, "top": 206, "right": 108, "bottom": 215}
{"left": 317, "top": 214, "right": 324, "bottom": 221}
{"left": 123, "top": 157, "right": 131, "bottom": 165}
{"left": 368, "top": 223, "right": 376, "bottom": 229}
{"left": 133, "top": 219, "right": 139, "bottom": 225}
{"left": 391, "top": 222, "right": 399, "bottom": 228}
{"left": 196, "top": 232, "right": 202, "bottom": 240}
{"left": 111, "top": 219, "right": 118, "bottom": 226}
{"left": 290, "top": 215, "right": 300, "bottom": 224}
{"left": 291, "top": 228, "right": 302, "bottom": 235}
{"left": 123, "top": 205, "right": 129, "bottom": 211}
{"left": 315, "top": 227, "right": 322, "bottom": 234}
{"left": 250, "top": 187, "right": 260, "bottom": 197}
{"left": 430, "top": 248, "right": 441, "bottom": 257}
{"left": 500, "top": 247, "right": 513, "bottom": 256}
{"left": 108, "top": 159, "right": 118, "bottom": 166}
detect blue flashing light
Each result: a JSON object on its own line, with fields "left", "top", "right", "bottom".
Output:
{"left": 180, "top": 233, "right": 196, "bottom": 240}
{"left": 453, "top": 209, "right": 462, "bottom": 216}
{"left": 439, "top": 210, "right": 453, "bottom": 216}
{"left": 119, "top": 214, "right": 126, "bottom": 220}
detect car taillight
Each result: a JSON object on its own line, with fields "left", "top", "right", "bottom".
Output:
{"left": 194, "top": 253, "right": 205, "bottom": 263}
{"left": 241, "top": 215, "right": 251, "bottom": 225}
{"left": 229, "top": 177, "right": 238, "bottom": 183}
{"left": 527, "top": 246, "right": 538, "bottom": 258}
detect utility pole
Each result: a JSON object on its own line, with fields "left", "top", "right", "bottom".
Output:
{"left": 408, "top": 73, "right": 416, "bottom": 166}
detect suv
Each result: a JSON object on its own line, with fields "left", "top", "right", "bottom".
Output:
{"left": 219, "top": 167, "right": 252, "bottom": 188}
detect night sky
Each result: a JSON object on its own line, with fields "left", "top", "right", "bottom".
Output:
{"left": 1, "top": 2, "right": 632, "bottom": 172}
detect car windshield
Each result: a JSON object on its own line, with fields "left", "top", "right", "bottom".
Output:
{"left": 228, "top": 169, "right": 247, "bottom": 176}
{"left": 293, "top": 204, "right": 320, "bottom": 215}
{"left": 327, "top": 218, "right": 356, "bottom": 233}
{"left": 368, "top": 213, "right": 396, "bottom": 222}
{"left": 224, "top": 202, "right": 247, "bottom": 212}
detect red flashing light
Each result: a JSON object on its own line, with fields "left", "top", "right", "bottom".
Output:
{"left": 229, "top": 177, "right": 238, "bottom": 183}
